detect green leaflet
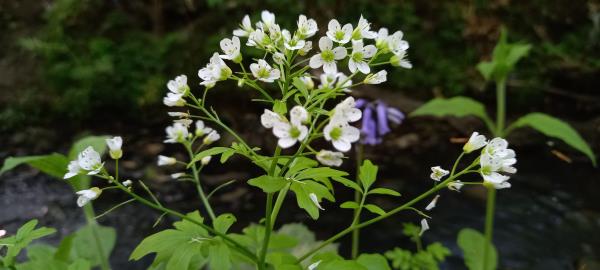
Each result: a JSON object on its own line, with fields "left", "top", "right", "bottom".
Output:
{"left": 368, "top": 188, "right": 401, "bottom": 197}
{"left": 508, "top": 112, "right": 596, "bottom": 166}
{"left": 358, "top": 160, "right": 378, "bottom": 190}
{"left": 457, "top": 228, "right": 497, "bottom": 270}
{"left": 290, "top": 180, "right": 334, "bottom": 219}
{"left": 0, "top": 154, "right": 69, "bottom": 179}
{"left": 410, "top": 96, "right": 494, "bottom": 132}
{"left": 356, "top": 254, "right": 392, "bottom": 270}
{"left": 189, "top": 147, "right": 232, "bottom": 166}
{"left": 0, "top": 220, "right": 56, "bottom": 267}
{"left": 69, "top": 224, "right": 116, "bottom": 267}
{"left": 248, "top": 175, "right": 288, "bottom": 193}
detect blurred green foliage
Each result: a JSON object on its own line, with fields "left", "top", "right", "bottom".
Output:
{"left": 1, "top": 0, "right": 598, "bottom": 130}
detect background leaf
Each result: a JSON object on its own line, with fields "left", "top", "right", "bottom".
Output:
{"left": 0, "top": 153, "right": 69, "bottom": 178}
{"left": 457, "top": 228, "right": 497, "bottom": 270}
{"left": 508, "top": 112, "right": 596, "bottom": 166}
{"left": 410, "top": 96, "right": 495, "bottom": 132}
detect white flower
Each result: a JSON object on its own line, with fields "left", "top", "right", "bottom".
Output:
{"left": 106, "top": 136, "right": 123, "bottom": 159}
{"left": 480, "top": 153, "right": 511, "bottom": 189}
{"left": 425, "top": 195, "right": 440, "bottom": 211}
{"left": 297, "top": 15, "right": 318, "bottom": 38}
{"left": 364, "top": 70, "right": 387, "bottom": 84}
{"left": 250, "top": 59, "right": 281, "bottom": 83}
{"left": 168, "top": 112, "right": 190, "bottom": 118}
{"left": 77, "top": 147, "right": 103, "bottom": 175}
{"left": 198, "top": 53, "right": 232, "bottom": 88}
{"left": 375, "top": 28, "right": 389, "bottom": 49}
{"left": 298, "top": 41, "right": 312, "bottom": 56}
{"left": 352, "top": 15, "right": 377, "bottom": 40}
{"left": 463, "top": 132, "right": 487, "bottom": 153}
{"left": 323, "top": 120, "right": 360, "bottom": 152}
{"left": 171, "top": 172, "right": 186, "bottom": 179}
{"left": 326, "top": 19, "right": 353, "bottom": 44}
{"left": 0, "top": 230, "right": 6, "bottom": 238}
{"left": 258, "top": 10, "right": 275, "bottom": 29}
{"left": 195, "top": 120, "right": 213, "bottom": 137}
{"left": 272, "top": 106, "right": 309, "bottom": 148}
{"left": 233, "top": 15, "right": 254, "bottom": 37}
{"left": 261, "top": 109, "right": 283, "bottom": 129}
{"left": 390, "top": 50, "right": 412, "bottom": 69}
{"left": 484, "top": 137, "right": 509, "bottom": 156}
{"left": 123, "top": 180, "right": 132, "bottom": 187}
{"left": 332, "top": 97, "right": 362, "bottom": 123}
{"left": 282, "top": 30, "right": 305, "bottom": 51}
{"left": 158, "top": 155, "right": 177, "bottom": 166}
{"left": 247, "top": 28, "right": 271, "bottom": 48}
{"left": 319, "top": 72, "right": 352, "bottom": 92}
{"left": 272, "top": 52, "right": 285, "bottom": 65}
{"left": 167, "top": 75, "right": 189, "bottom": 95}
{"left": 309, "top": 193, "right": 324, "bottom": 210}
{"left": 163, "top": 92, "right": 185, "bottom": 107}
{"left": 308, "top": 261, "right": 321, "bottom": 270}
{"left": 419, "top": 218, "right": 429, "bottom": 236}
{"left": 316, "top": 150, "right": 344, "bottom": 167}
{"left": 174, "top": 118, "right": 193, "bottom": 128}
{"left": 164, "top": 122, "right": 189, "bottom": 143}
{"left": 348, "top": 40, "right": 377, "bottom": 74}
{"left": 430, "top": 166, "right": 449, "bottom": 181}
{"left": 76, "top": 187, "right": 101, "bottom": 207}
{"left": 203, "top": 130, "right": 221, "bottom": 145}
{"left": 448, "top": 180, "right": 464, "bottom": 192}
{"left": 299, "top": 75, "right": 314, "bottom": 90}
{"left": 500, "top": 149, "right": 517, "bottom": 174}
{"left": 309, "top": 37, "right": 347, "bottom": 74}
{"left": 267, "top": 24, "right": 282, "bottom": 43}
{"left": 201, "top": 156, "right": 212, "bottom": 166}
{"left": 387, "top": 30, "right": 409, "bottom": 55}
{"left": 220, "top": 36, "right": 242, "bottom": 63}
{"left": 64, "top": 160, "right": 83, "bottom": 179}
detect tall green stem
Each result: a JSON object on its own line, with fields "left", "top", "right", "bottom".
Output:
{"left": 483, "top": 186, "right": 496, "bottom": 270}
{"left": 351, "top": 144, "right": 364, "bottom": 259}
{"left": 258, "top": 146, "right": 281, "bottom": 269}
{"left": 83, "top": 205, "right": 110, "bottom": 270}
{"left": 495, "top": 78, "right": 506, "bottom": 137}
{"left": 185, "top": 143, "right": 216, "bottom": 221}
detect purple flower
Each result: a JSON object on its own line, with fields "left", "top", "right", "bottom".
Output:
{"left": 356, "top": 99, "right": 405, "bottom": 145}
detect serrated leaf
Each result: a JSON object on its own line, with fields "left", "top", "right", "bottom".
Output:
{"left": 410, "top": 97, "right": 494, "bottom": 131}
{"left": 457, "top": 228, "right": 497, "bottom": 270}
{"left": 213, "top": 213, "right": 236, "bottom": 234}
{"left": 356, "top": 253, "right": 392, "bottom": 270}
{"left": 364, "top": 204, "right": 386, "bottom": 216}
{"left": 189, "top": 147, "right": 231, "bottom": 166}
{"left": 0, "top": 153, "right": 69, "bottom": 179}
{"left": 340, "top": 201, "right": 359, "bottom": 209}
{"left": 359, "top": 160, "right": 378, "bottom": 190}
{"left": 248, "top": 175, "right": 288, "bottom": 193}
{"left": 508, "top": 112, "right": 596, "bottom": 166}
{"left": 368, "top": 188, "right": 401, "bottom": 197}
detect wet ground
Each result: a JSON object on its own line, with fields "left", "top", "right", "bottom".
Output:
{"left": 2, "top": 122, "right": 600, "bottom": 270}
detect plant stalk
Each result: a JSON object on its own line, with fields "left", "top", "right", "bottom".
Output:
{"left": 351, "top": 144, "right": 364, "bottom": 259}
{"left": 495, "top": 78, "right": 507, "bottom": 137}
{"left": 185, "top": 143, "right": 216, "bottom": 221}
{"left": 483, "top": 186, "right": 496, "bottom": 270}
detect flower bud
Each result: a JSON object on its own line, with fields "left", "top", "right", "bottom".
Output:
{"left": 123, "top": 180, "right": 132, "bottom": 187}
{"left": 238, "top": 78, "right": 245, "bottom": 88}
{"left": 201, "top": 155, "right": 212, "bottom": 165}
{"left": 158, "top": 155, "right": 177, "bottom": 166}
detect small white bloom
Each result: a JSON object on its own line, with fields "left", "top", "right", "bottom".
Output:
{"left": 77, "top": 146, "right": 103, "bottom": 175}
{"left": 203, "top": 130, "right": 221, "bottom": 145}
{"left": 272, "top": 52, "right": 285, "bottom": 65}
{"left": 76, "top": 187, "right": 101, "bottom": 207}
{"left": 261, "top": 109, "right": 283, "bottom": 129}
{"left": 198, "top": 53, "right": 232, "bottom": 88}
{"left": 352, "top": 15, "right": 377, "bottom": 40}
{"left": 308, "top": 261, "right": 321, "bottom": 270}
{"left": 64, "top": 160, "right": 82, "bottom": 179}
{"left": 299, "top": 75, "right": 314, "bottom": 90}
{"left": 316, "top": 150, "right": 344, "bottom": 167}
{"left": 480, "top": 153, "right": 511, "bottom": 189}
{"left": 163, "top": 92, "right": 185, "bottom": 107}
{"left": 158, "top": 155, "right": 177, "bottom": 166}
{"left": 319, "top": 72, "right": 352, "bottom": 92}
{"left": 463, "top": 132, "right": 488, "bottom": 153}
{"left": 106, "top": 136, "right": 123, "bottom": 159}
{"left": 326, "top": 19, "right": 353, "bottom": 44}
{"left": 282, "top": 30, "right": 305, "bottom": 51}
{"left": 167, "top": 75, "right": 189, "bottom": 95}
{"left": 323, "top": 120, "right": 360, "bottom": 152}
{"left": 167, "top": 112, "right": 190, "bottom": 118}
{"left": 195, "top": 120, "right": 213, "bottom": 137}
{"left": 0, "top": 230, "right": 6, "bottom": 238}
{"left": 220, "top": 36, "right": 242, "bottom": 63}
{"left": 309, "top": 37, "right": 347, "bottom": 74}
{"left": 348, "top": 40, "right": 377, "bottom": 74}
{"left": 298, "top": 41, "right": 312, "bottom": 56}
{"left": 123, "top": 180, "right": 132, "bottom": 187}
{"left": 164, "top": 122, "right": 189, "bottom": 143}
{"left": 387, "top": 30, "right": 409, "bottom": 55}
{"left": 419, "top": 218, "right": 429, "bottom": 236}
{"left": 233, "top": 15, "right": 254, "bottom": 37}
{"left": 485, "top": 137, "right": 509, "bottom": 156}
{"left": 364, "top": 70, "right": 387, "bottom": 84}
{"left": 171, "top": 172, "right": 186, "bottom": 179}
{"left": 250, "top": 59, "right": 281, "bottom": 82}
{"left": 375, "top": 28, "right": 389, "bottom": 49}
{"left": 174, "top": 118, "right": 193, "bottom": 128}
{"left": 201, "top": 155, "right": 212, "bottom": 166}
{"left": 297, "top": 14, "right": 318, "bottom": 39}
{"left": 430, "top": 166, "right": 449, "bottom": 181}
{"left": 267, "top": 23, "right": 282, "bottom": 44}
{"left": 332, "top": 97, "right": 362, "bottom": 123}
{"left": 247, "top": 28, "right": 271, "bottom": 48}
{"left": 272, "top": 106, "right": 309, "bottom": 148}
{"left": 258, "top": 10, "right": 276, "bottom": 29}
{"left": 425, "top": 195, "right": 440, "bottom": 211}
{"left": 448, "top": 180, "right": 464, "bottom": 192}
{"left": 390, "top": 50, "right": 412, "bottom": 69}
{"left": 309, "top": 193, "right": 324, "bottom": 210}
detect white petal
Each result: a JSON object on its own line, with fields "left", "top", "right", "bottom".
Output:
{"left": 278, "top": 137, "right": 297, "bottom": 148}
{"left": 332, "top": 47, "right": 347, "bottom": 59}
{"left": 318, "top": 36, "right": 333, "bottom": 51}
{"left": 309, "top": 55, "right": 324, "bottom": 69}
{"left": 323, "top": 62, "right": 337, "bottom": 74}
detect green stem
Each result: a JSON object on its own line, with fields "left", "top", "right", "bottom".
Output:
{"left": 185, "top": 143, "right": 216, "bottom": 221}
{"left": 450, "top": 152, "right": 465, "bottom": 177}
{"left": 495, "top": 78, "right": 506, "bottom": 137}
{"left": 258, "top": 146, "right": 281, "bottom": 269}
{"left": 483, "top": 186, "right": 496, "bottom": 270}
{"left": 351, "top": 144, "right": 365, "bottom": 259}
{"left": 83, "top": 205, "right": 111, "bottom": 270}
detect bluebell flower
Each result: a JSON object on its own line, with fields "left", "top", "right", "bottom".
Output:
{"left": 355, "top": 99, "right": 405, "bottom": 145}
